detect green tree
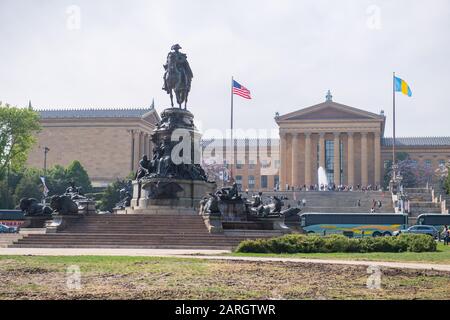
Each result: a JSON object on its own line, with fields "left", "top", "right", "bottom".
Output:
{"left": 98, "top": 179, "right": 130, "bottom": 212}
{"left": 0, "top": 180, "right": 15, "bottom": 208}
{"left": 46, "top": 164, "right": 69, "bottom": 196}
{"left": 65, "top": 160, "right": 92, "bottom": 193}
{"left": 383, "top": 152, "right": 410, "bottom": 188}
{"left": 13, "top": 170, "right": 43, "bottom": 203}
{"left": 0, "top": 103, "right": 41, "bottom": 177}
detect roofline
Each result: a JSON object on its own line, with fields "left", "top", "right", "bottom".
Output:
{"left": 276, "top": 100, "right": 384, "bottom": 122}
{"left": 35, "top": 107, "right": 154, "bottom": 111}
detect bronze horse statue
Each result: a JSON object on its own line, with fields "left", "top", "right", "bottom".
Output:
{"left": 163, "top": 44, "right": 193, "bottom": 109}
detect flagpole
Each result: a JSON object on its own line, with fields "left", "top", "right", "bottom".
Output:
{"left": 392, "top": 72, "right": 396, "bottom": 179}
{"left": 230, "top": 76, "right": 234, "bottom": 181}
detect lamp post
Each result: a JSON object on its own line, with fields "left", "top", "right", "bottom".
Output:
{"left": 43, "top": 146, "right": 50, "bottom": 175}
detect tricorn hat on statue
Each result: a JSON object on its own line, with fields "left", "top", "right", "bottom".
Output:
{"left": 171, "top": 44, "right": 182, "bottom": 51}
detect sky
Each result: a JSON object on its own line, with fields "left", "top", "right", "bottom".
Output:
{"left": 0, "top": 0, "right": 449, "bottom": 138}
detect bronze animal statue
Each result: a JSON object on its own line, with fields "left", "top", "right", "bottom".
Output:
{"left": 50, "top": 195, "right": 79, "bottom": 215}
{"left": 19, "top": 198, "right": 53, "bottom": 216}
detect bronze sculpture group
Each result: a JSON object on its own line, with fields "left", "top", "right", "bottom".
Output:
{"left": 18, "top": 181, "right": 91, "bottom": 216}
{"left": 200, "top": 184, "right": 301, "bottom": 219}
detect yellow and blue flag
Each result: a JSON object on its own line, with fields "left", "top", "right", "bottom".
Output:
{"left": 394, "top": 76, "right": 412, "bottom": 97}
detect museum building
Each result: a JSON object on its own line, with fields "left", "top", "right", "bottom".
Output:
{"left": 27, "top": 94, "right": 450, "bottom": 189}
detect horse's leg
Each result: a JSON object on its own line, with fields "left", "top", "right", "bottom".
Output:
{"left": 176, "top": 90, "right": 182, "bottom": 109}
{"left": 170, "top": 90, "right": 174, "bottom": 107}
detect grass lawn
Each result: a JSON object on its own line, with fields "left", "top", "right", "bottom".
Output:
{"left": 231, "top": 242, "right": 450, "bottom": 264}
{"left": 0, "top": 254, "right": 449, "bottom": 299}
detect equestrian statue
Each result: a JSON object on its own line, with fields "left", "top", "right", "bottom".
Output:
{"left": 162, "top": 44, "right": 193, "bottom": 109}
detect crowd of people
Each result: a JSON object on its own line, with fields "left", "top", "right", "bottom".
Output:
{"left": 278, "top": 183, "right": 384, "bottom": 192}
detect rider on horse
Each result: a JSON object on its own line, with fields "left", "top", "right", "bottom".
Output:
{"left": 162, "top": 44, "right": 193, "bottom": 108}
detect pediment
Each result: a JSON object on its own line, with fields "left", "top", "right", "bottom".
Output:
{"left": 277, "top": 101, "right": 383, "bottom": 122}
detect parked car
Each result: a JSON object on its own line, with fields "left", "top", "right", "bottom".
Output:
{"left": 0, "top": 223, "right": 18, "bottom": 233}
{"left": 393, "top": 225, "right": 439, "bottom": 238}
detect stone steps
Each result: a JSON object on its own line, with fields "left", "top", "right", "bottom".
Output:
{"left": 11, "top": 244, "right": 234, "bottom": 250}
{"left": 10, "top": 214, "right": 281, "bottom": 249}
{"left": 300, "top": 207, "right": 387, "bottom": 213}
{"left": 0, "top": 234, "right": 23, "bottom": 248}
{"left": 271, "top": 191, "right": 394, "bottom": 212}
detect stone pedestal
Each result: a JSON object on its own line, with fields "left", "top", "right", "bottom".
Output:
{"left": 218, "top": 199, "right": 247, "bottom": 221}
{"left": 126, "top": 107, "right": 216, "bottom": 214}
{"left": 45, "top": 214, "right": 83, "bottom": 233}
{"left": 76, "top": 200, "right": 96, "bottom": 215}
{"left": 130, "top": 178, "right": 216, "bottom": 212}
{"left": 21, "top": 216, "right": 53, "bottom": 229}
{"left": 202, "top": 214, "right": 223, "bottom": 233}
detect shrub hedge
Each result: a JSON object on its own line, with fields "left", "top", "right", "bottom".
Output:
{"left": 235, "top": 234, "right": 437, "bottom": 254}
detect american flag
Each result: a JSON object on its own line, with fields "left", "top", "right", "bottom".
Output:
{"left": 232, "top": 80, "right": 251, "bottom": 99}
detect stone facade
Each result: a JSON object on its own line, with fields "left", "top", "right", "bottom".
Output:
{"left": 204, "top": 97, "right": 450, "bottom": 191}
{"left": 27, "top": 106, "right": 159, "bottom": 187}
{"left": 26, "top": 97, "right": 450, "bottom": 190}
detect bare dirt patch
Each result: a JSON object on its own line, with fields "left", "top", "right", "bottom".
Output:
{"left": 0, "top": 257, "right": 448, "bottom": 300}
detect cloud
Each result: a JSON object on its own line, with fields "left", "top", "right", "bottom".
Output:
{"left": 0, "top": 0, "right": 449, "bottom": 137}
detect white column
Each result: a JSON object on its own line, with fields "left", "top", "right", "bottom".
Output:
{"left": 291, "top": 133, "right": 300, "bottom": 188}
{"left": 279, "top": 132, "right": 287, "bottom": 191}
{"left": 374, "top": 132, "right": 381, "bottom": 186}
{"left": 347, "top": 132, "right": 354, "bottom": 186}
{"left": 361, "top": 132, "right": 368, "bottom": 186}
{"left": 304, "top": 132, "right": 312, "bottom": 187}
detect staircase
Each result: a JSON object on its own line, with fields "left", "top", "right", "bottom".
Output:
{"left": 405, "top": 187, "right": 442, "bottom": 225}
{"left": 405, "top": 187, "right": 441, "bottom": 215}
{"left": 0, "top": 234, "right": 23, "bottom": 248}
{"left": 259, "top": 191, "right": 394, "bottom": 213}
{"left": 10, "top": 214, "right": 284, "bottom": 250}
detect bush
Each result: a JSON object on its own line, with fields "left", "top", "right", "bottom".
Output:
{"left": 235, "top": 233, "right": 436, "bottom": 254}
{"left": 401, "top": 234, "right": 437, "bottom": 252}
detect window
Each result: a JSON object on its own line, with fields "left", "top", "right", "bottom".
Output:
{"left": 325, "top": 140, "right": 334, "bottom": 183}
{"left": 249, "top": 159, "right": 256, "bottom": 170}
{"left": 235, "top": 160, "right": 243, "bottom": 169}
{"left": 384, "top": 160, "right": 390, "bottom": 169}
{"left": 248, "top": 175, "right": 255, "bottom": 189}
{"left": 425, "top": 160, "right": 432, "bottom": 167}
{"left": 274, "top": 160, "right": 280, "bottom": 169}
{"left": 235, "top": 175, "right": 243, "bottom": 187}
{"left": 438, "top": 159, "right": 446, "bottom": 167}
{"left": 274, "top": 175, "right": 279, "bottom": 189}
{"left": 261, "top": 159, "right": 270, "bottom": 168}
{"left": 316, "top": 143, "right": 320, "bottom": 169}
{"left": 261, "top": 175, "right": 268, "bottom": 188}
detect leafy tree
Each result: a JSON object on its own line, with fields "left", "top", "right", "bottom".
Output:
{"left": 437, "top": 160, "right": 450, "bottom": 194}
{"left": 446, "top": 174, "right": 450, "bottom": 194}
{"left": 0, "top": 103, "right": 41, "bottom": 177}
{"left": 383, "top": 152, "right": 409, "bottom": 188}
{"left": 0, "top": 180, "right": 15, "bottom": 208}
{"left": 98, "top": 179, "right": 130, "bottom": 212}
{"left": 45, "top": 164, "right": 69, "bottom": 196}
{"left": 384, "top": 155, "right": 433, "bottom": 188}
{"left": 65, "top": 160, "right": 92, "bottom": 193}
{"left": 13, "top": 170, "right": 43, "bottom": 203}
{"left": 0, "top": 161, "right": 94, "bottom": 209}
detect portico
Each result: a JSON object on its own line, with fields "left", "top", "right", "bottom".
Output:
{"left": 275, "top": 93, "right": 385, "bottom": 190}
